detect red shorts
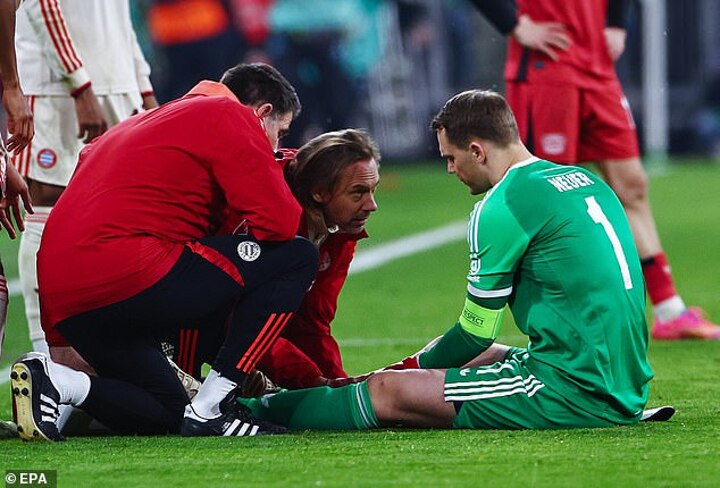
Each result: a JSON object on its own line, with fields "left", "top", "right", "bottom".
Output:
{"left": 506, "top": 80, "right": 640, "bottom": 164}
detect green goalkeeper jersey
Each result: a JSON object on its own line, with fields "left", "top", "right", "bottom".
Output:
{"left": 467, "top": 157, "right": 653, "bottom": 422}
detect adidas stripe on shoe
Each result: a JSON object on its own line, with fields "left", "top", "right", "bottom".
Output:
{"left": 181, "top": 391, "right": 286, "bottom": 437}
{"left": 10, "top": 353, "right": 64, "bottom": 441}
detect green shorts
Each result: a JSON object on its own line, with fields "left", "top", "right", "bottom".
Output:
{"left": 446, "top": 349, "right": 614, "bottom": 430}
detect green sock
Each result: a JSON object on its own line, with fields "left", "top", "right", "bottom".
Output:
{"left": 241, "top": 381, "right": 379, "bottom": 431}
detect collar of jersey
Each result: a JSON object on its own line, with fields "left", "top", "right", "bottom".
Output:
{"left": 479, "top": 155, "right": 542, "bottom": 207}
{"left": 494, "top": 156, "right": 541, "bottom": 188}
{"left": 509, "top": 156, "right": 541, "bottom": 171}
{"left": 186, "top": 81, "right": 240, "bottom": 103}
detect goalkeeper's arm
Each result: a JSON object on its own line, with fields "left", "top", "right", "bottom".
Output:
{"left": 322, "top": 297, "right": 506, "bottom": 388}
{"left": 390, "top": 294, "right": 506, "bottom": 370}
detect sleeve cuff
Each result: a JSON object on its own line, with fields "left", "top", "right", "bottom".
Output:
{"left": 66, "top": 67, "right": 91, "bottom": 91}
{"left": 137, "top": 76, "right": 154, "bottom": 95}
{"left": 70, "top": 81, "right": 92, "bottom": 98}
{"left": 45, "top": 327, "right": 71, "bottom": 347}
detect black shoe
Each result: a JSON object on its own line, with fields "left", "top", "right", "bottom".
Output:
{"left": 180, "top": 391, "right": 287, "bottom": 437}
{"left": 10, "top": 353, "right": 64, "bottom": 441}
{"left": 641, "top": 405, "right": 676, "bottom": 422}
{"left": 0, "top": 420, "right": 19, "bottom": 439}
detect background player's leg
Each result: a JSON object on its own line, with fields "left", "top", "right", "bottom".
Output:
{"left": 18, "top": 203, "right": 53, "bottom": 353}
{"left": 18, "top": 95, "right": 85, "bottom": 354}
{"left": 596, "top": 158, "right": 659, "bottom": 257}
{"left": 598, "top": 158, "right": 720, "bottom": 340}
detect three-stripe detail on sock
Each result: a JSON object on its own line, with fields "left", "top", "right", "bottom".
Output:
{"left": 235, "top": 313, "right": 293, "bottom": 373}
{"left": 223, "top": 418, "right": 260, "bottom": 437}
{"left": 353, "top": 383, "right": 378, "bottom": 429}
{"left": 444, "top": 374, "right": 545, "bottom": 401}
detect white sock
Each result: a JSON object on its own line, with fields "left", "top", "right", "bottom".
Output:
{"left": 187, "top": 369, "right": 237, "bottom": 420}
{"left": 19, "top": 207, "right": 51, "bottom": 348}
{"left": 654, "top": 296, "right": 686, "bottom": 323}
{"left": 57, "top": 405, "right": 81, "bottom": 432}
{"left": 0, "top": 274, "right": 7, "bottom": 360}
{"left": 32, "top": 338, "right": 49, "bottom": 355}
{"left": 45, "top": 357, "right": 91, "bottom": 406}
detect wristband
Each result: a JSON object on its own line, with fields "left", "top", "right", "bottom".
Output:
{"left": 70, "top": 81, "right": 92, "bottom": 99}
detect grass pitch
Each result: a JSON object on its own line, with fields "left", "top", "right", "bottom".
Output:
{"left": 1, "top": 161, "right": 719, "bottom": 487}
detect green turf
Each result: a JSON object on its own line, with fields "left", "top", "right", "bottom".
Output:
{"left": 1, "top": 161, "right": 719, "bottom": 487}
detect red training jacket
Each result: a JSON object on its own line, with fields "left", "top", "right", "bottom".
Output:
{"left": 38, "top": 81, "right": 301, "bottom": 345}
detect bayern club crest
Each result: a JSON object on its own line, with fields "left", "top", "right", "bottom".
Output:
{"left": 540, "top": 133, "right": 567, "bottom": 156}
{"left": 237, "top": 241, "right": 261, "bottom": 262}
{"left": 37, "top": 148, "right": 58, "bottom": 169}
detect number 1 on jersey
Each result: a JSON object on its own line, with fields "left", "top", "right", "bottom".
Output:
{"left": 585, "top": 196, "right": 634, "bottom": 290}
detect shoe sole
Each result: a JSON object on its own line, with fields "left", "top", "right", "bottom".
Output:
{"left": 640, "top": 405, "right": 676, "bottom": 422}
{"left": 10, "top": 362, "right": 53, "bottom": 441}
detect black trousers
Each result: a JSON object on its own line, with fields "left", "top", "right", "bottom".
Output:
{"left": 56, "top": 235, "right": 318, "bottom": 435}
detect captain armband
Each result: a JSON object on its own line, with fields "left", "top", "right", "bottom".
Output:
{"left": 458, "top": 297, "right": 504, "bottom": 340}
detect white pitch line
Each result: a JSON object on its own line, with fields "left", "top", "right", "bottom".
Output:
{"left": 339, "top": 337, "right": 429, "bottom": 347}
{"left": 0, "top": 366, "right": 10, "bottom": 386}
{"left": 8, "top": 278, "right": 20, "bottom": 297}
{"left": 349, "top": 220, "right": 467, "bottom": 275}
{"left": 340, "top": 335, "right": 527, "bottom": 348}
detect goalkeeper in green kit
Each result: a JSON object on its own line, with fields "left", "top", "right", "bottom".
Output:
{"left": 241, "top": 89, "right": 657, "bottom": 430}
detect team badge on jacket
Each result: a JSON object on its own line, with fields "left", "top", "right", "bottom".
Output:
{"left": 237, "top": 241, "right": 261, "bottom": 262}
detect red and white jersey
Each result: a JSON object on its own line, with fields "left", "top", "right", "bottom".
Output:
{"left": 15, "top": 0, "right": 153, "bottom": 96}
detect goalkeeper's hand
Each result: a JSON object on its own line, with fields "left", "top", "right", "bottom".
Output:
{"left": 318, "top": 375, "right": 371, "bottom": 388}
{"left": 379, "top": 334, "right": 443, "bottom": 371}
{"left": 381, "top": 355, "right": 420, "bottom": 371}
{"left": 321, "top": 335, "right": 444, "bottom": 388}
{"left": 319, "top": 356, "right": 419, "bottom": 389}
